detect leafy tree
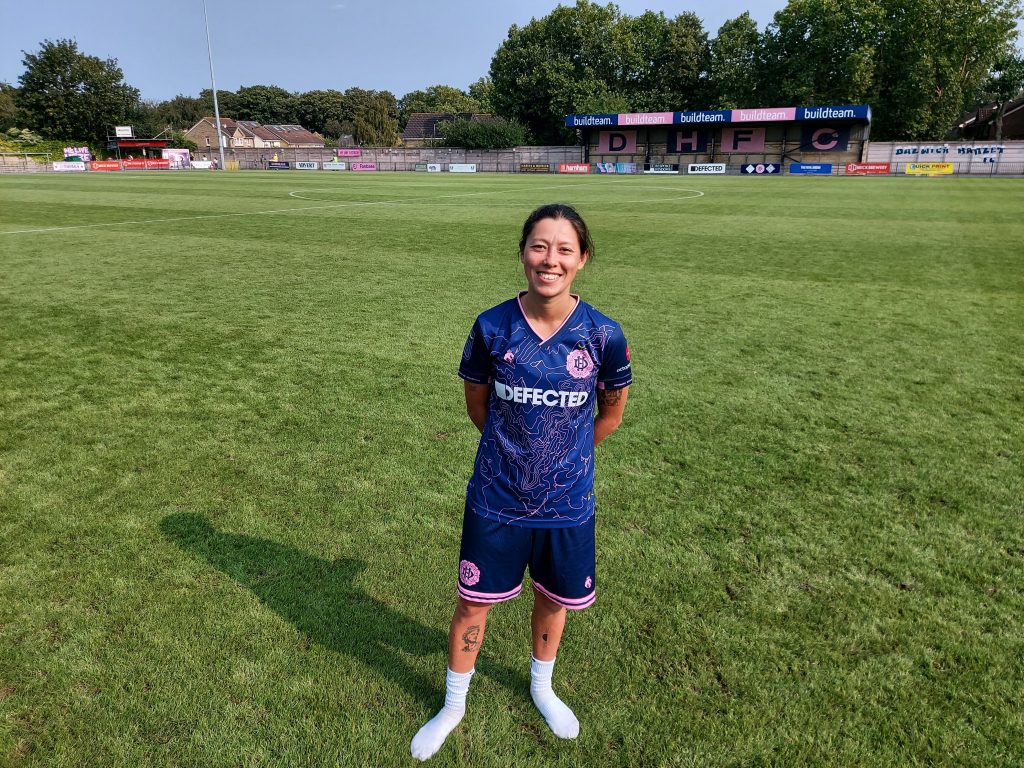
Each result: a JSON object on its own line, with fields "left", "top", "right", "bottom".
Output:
{"left": 981, "top": 48, "right": 1024, "bottom": 139}
{"left": 168, "top": 130, "right": 198, "bottom": 152}
{"left": 154, "top": 94, "right": 206, "bottom": 130}
{"left": 707, "top": 13, "right": 765, "bottom": 108}
{"left": 232, "top": 85, "right": 298, "bottom": 124}
{"left": 0, "top": 82, "right": 22, "bottom": 131}
{"left": 199, "top": 88, "right": 238, "bottom": 120}
{"left": 614, "top": 11, "right": 709, "bottom": 112}
{"left": 295, "top": 89, "right": 345, "bottom": 135}
{"left": 398, "top": 85, "right": 482, "bottom": 128}
{"left": 341, "top": 88, "right": 400, "bottom": 146}
{"left": 468, "top": 77, "right": 494, "bottom": 112}
{"left": 16, "top": 39, "right": 140, "bottom": 143}
{"left": 439, "top": 117, "right": 530, "bottom": 148}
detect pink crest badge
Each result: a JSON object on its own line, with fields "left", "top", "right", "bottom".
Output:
{"left": 585, "top": 576, "right": 593, "bottom": 589}
{"left": 503, "top": 350, "right": 515, "bottom": 364}
{"left": 459, "top": 560, "right": 481, "bottom": 586}
{"left": 566, "top": 349, "right": 594, "bottom": 379}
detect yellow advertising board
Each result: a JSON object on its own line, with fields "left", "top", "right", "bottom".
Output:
{"left": 905, "top": 162, "right": 954, "bottom": 175}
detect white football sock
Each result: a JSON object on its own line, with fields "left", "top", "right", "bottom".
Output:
{"left": 530, "top": 656, "right": 579, "bottom": 739}
{"left": 410, "top": 667, "right": 474, "bottom": 761}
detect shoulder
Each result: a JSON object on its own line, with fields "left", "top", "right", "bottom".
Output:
{"left": 474, "top": 297, "right": 520, "bottom": 330}
{"left": 575, "top": 299, "right": 626, "bottom": 337}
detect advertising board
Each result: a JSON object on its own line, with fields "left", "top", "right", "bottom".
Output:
{"left": 268, "top": 161, "right": 291, "bottom": 170}
{"left": 905, "top": 162, "right": 954, "bottom": 175}
{"left": 324, "top": 161, "right": 347, "bottom": 171}
{"left": 449, "top": 164, "right": 477, "bottom": 173}
{"left": 426, "top": 163, "right": 443, "bottom": 172}
{"left": 162, "top": 149, "right": 190, "bottom": 169}
{"left": 53, "top": 161, "right": 86, "bottom": 172}
{"left": 336, "top": 148, "right": 362, "bottom": 157}
{"left": 63, "top": 146, "right": 92, "bottom": 161}
{"left": 114, "top": 126, "right": 134, "bottom": 138}
{"left": 740, "top": 162, "right": 779, "bottom": 175}
{"left": 90, "top": 161, "right": 121, "bottom": 171}
{"left": 789, "top": 163, "right": 833, "bottom": 175}
{"left": 845, "top": 162, "right": 890, "bottom": 175}
{"left": 190, "top": 161, "right": 213, "bottom": 170}
{"left": 687, "top": 163, "right": 726, "bottom": 174}
{"left": 595, "top": 162, "right": 638, "bottom": 174}
{"left": 519, "top": 163, "right": 550, "bottom": 173}
{"left": 295, "top": 162, "right": 319, "bottom": 170}
{"left": 559, "top": 163, "right": 590, "bottom": 174}
{"left": 414, "top": 163, "right": 428, "bottom": 171}
{"left": 644, "top": 163, "right": 678, "bottom": 174}
{"left": 352, "top": 162, "right": 377, "bottom": 171}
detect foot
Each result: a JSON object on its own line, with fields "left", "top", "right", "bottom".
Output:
{"left": 410, "top": 707, "right": 464, "bottom": 761}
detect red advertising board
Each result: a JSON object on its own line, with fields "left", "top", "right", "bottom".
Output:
{"left": 122, "top": 159, "right": 170, "bottom": 169}
{"left": 559, "top": 163, "right": 590, "bottom": 174}
{"left": 90, "top": 160, "right": 121, "bottom": 171}
{"left": 845, "top": 162, "right": 890, "bottom": 175}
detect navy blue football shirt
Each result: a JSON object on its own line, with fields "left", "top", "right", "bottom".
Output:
{"left": 458, "top": 293, "right": 632, "bottom": 528}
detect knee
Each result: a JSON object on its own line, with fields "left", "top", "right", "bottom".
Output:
{"left": 532, "top": 590, "right": 567, "bottom": 617}
{"left": 455, "top": 597, "right": 491, "bottom": 622}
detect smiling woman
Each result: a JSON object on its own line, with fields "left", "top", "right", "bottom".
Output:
{"left": 410, "top": 203, "right": 632, "bottom": 761}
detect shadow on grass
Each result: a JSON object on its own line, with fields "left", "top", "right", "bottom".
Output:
{"left": 159, "top": 512, "right": 529, "bottom": 711}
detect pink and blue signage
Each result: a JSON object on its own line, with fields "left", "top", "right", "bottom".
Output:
{"left": 598, "top": 130, "right": 636, "bottom": 153}
{"left": 565, "top": 104, "right": 870, "bottom": 127}
{"left": 351, "top": 162, "right": 377, "bottom": 171}
{"left": 337, "top": 148, "right": 362, "bottom": 157}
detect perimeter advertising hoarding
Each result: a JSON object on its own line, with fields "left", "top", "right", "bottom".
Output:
{"left": 566, "top": 104, "right": 870, "bottom": 127}
{"left": 336, "top": 148, "right": 362, "bottom": 157}
{"left": 559, "top": 163, "right": 590, "bottom": 174}
{"left": 740, "top": 162, "right": 780, "bottom": 175}
{"left": 352, "top": 162, "right": 377, "bottom": 171}
{"left": 121, "top": 159, "right": 170, "bottom": 169}
{"left": 324, "top": 161, "right": 347, "bottom": 171}
{"left": 90, "top": 161, "right": 121, "bottom": 171}
{"left": 905, "top": 162, "right": 954, "bottom": 175}
{"left": 789, "top": 163, "right": 833, "bottom": 175}
{"left": 414, "top": 163, "right": 428, "bottom": 171}
{"left": 846, "top": 163, "right": 890, "bottom": 175}
{"left": 519, "top": 163, "right": 550, "bottom": 173}
{"left": 644, "top": 163, "right": 678, "bottom": 174}
{"left": 295, "top": 162, "right": 319, "bottom": 170}
{"left": 687, "top": 163, "right": 726, "bottom": 174}
{"left": 427, "top": 164, "right": 442, "bottom": 172}
{"left": 268, "top": 161, "right": 291, "bottom": 169}
{"left": 449, "top": 164, "right": 477, "bottom": 173}
{"left": 595, "top": 162, "right": 638, "bottom": 174}
{"left": 162, "top": 148, "right": 190, "bottom": 169}
{"left": 190, "top": 161, "right": 213, "bottom": 169}
{"left": 53, "top": 161, "right": 86, "bottom": 172}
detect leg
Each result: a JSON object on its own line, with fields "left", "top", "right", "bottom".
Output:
{"left": 411, "top": 598, "right": 492, "bottom": 761}
{"left": 529, "top": 590, "right": 579, "bottom": 739}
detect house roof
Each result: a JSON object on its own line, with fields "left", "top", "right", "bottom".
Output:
{"left": 262, "top": 124, "right": 325, "bottom": 145}
{"left": 402, "top": 112, "right": 494, "bottom": 141}
{"left": 952, "top": 95, "right": 1024, "bottom": 132}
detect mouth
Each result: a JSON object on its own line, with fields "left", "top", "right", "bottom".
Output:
{"left": 537, "top": 271, "right": 562, "bottom": 283}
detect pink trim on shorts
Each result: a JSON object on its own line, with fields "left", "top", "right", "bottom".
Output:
{"left": 458, "top": 583, "right": 523, "bottom": 604}
{"left": 532, "top": 580, "right": 596, "bottom": 610}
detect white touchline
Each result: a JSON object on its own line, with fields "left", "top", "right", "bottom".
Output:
{"left": 0, "top": 179, "right": 704, "bottom": 236}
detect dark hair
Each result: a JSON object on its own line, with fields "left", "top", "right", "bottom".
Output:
{"left": 519, "top": 203, "right": 595, "bottom": 260}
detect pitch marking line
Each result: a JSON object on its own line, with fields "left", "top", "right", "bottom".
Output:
{"left": 1, "top": 180, "right": 703, "bottom": 236}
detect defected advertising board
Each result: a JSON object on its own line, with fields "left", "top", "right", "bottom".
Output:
{"left": 789, "top": 163, "right": 833, "bottom": 175}
{"left": 687, "top": 163, "right": 726, "bottom": 174}
{"left": 352, "top": 162, "right": 377, "bottom": 171}
{"left": 845, "top": 162, "right": 890, "bottom": 175}
{"left": 740, "top": 162, "right": 780, "bottom": 175}
{"left": 519, "top": 163, "right": 550, "bottom": 173}
{"left": 268, "top": 161, "right": 290, "bottom": 169}
{"left": 295, "top": 161, "right": 319, "bottom": 170}
{"left": 559, "top": 163, "right": 590, "bottom": 174}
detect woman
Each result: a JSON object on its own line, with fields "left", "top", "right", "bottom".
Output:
{"left": 411, "top": 204, "right": 631, "bottom": 760}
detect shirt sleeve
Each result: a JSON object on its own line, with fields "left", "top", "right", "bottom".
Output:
{"left": 597, "top": 324, "right": 632, "bottom": 391}
{"left": 458, "top": 318, "right": 491, "bottom": 384}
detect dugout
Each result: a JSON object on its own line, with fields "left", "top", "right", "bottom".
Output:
{"left": 567, "top": 105, "right": 871, "bottom": 174}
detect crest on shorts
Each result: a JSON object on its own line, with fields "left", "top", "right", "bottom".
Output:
{"left": 459, "top": 560, "right": 481, "bottom": 586}
{"left": 584, "top": 576, "right": 593, "bottom": 589}
{"left": 566, "top": 348, "right": 594, "bottom": 379}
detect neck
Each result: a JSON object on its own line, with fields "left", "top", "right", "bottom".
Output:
{"left": 520, "top": 290, "right": 576, "bottom": 323}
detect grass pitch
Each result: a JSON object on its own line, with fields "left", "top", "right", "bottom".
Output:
{"left": 1, "top": 171, "right": 1023, "bottom": 767}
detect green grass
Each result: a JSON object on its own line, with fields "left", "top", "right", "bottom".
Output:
{"left": 1, "top": 171, "right": 1022, "bottom": 767}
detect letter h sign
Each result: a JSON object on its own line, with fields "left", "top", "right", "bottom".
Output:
{"left": 666, "top": 130, "right": 708, "bottom": 153}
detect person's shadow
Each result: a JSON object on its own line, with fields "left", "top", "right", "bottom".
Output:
{"left": 160, "top": 513, "right": 529, "bottom": 711}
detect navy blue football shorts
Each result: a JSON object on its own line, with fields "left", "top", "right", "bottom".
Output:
{"left": 457, "top": 505, "right": 596, "bottom": 610}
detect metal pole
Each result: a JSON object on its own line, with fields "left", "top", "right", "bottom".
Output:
{"left": 203, "top": 0, "right": 227, "bottom": 171}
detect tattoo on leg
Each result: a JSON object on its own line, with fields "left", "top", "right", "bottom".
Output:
{"left": 542, "top": 633, "right": 548, "bottom": 643}
{"left": 461, "top": 625, "right": 481, "bottom": 653}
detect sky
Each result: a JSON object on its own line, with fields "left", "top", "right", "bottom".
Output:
{"left": 2, "top": 1, "right": 790, "bottom": 103}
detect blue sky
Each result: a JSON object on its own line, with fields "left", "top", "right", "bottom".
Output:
{"left": 2, "top": 1, "right": 789, "bottom": 102}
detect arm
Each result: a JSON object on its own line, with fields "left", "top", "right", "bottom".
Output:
{"left": 464, "top": 380, "right": 489, "bottom": 434}
{"left": 595, "top": 386, "right": 629, "bottom": 447}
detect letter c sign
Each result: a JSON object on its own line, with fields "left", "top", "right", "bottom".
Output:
{"left": 803, "top": 125, "right": 849, "bottom": 152}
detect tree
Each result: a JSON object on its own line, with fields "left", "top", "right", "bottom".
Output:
{"left": 468, "top": 77, "right": 494, "bottom": 112}
{"left": 232, "top": 85, "right": 298, "bottom": 124}
{"left": 0, "top": 83, "right": 22, "bottom": 131}
{"left": 16, "top": 39, "right": 140, "bottom": 142}
{"left": 439, "top": 117, "right": 530, "bottom": 148}
{"left": 296, "top": 89, "right": 345, "bottom": 135}
{"left": 199, "top": 88, "right": 238, "bottom": 119}
{"left": 154, "top": 94, "right": 206, "bottom": 130}
{"left": 707, "top": 13, "right": 765, "bottom": 108}
{"left": 614, "top": 11, "right": 709, "bottom": 112}
{"left": 341, "top": 88, "right": 400, "bottom": 146}
{"left": 398, "top": 85, "right": 482, "bottom": 128}
{"left": 981, "top": 48, "right": 1024, "bottom": 139}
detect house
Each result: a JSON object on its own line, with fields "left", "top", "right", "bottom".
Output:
{"left": 402, "top": 112, "right": 494, "bottom": 147}
{"left": 184, "top": 118, "right": 325, "bottom": 149}
{"left": 949, "top": 95, "right": 1024, "bottom": 141}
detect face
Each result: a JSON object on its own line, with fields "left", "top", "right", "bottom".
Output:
{"left": 520, "top": 217, "right": 588, "bottom": 300}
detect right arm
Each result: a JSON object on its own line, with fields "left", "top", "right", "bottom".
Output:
{"left": 464, "top": 381, "right": 489, "bottom": 434}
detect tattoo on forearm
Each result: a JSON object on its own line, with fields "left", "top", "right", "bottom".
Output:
{"left": 461, "top": 625, "right": 481, "bottom": 653}
{"left": 597, "top": 388, "right": 623, "bottom": 407}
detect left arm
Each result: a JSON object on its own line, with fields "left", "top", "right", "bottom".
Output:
{"left": 594, "top": 386, "right": 629, "bottom": 447}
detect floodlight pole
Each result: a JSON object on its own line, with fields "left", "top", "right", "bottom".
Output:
{"left": 203, "top": 0, "right": 227, "bottom": 171}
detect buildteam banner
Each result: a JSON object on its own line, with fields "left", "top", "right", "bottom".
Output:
{"left": 565, "top": 104, "right": 871, "bottom": 127}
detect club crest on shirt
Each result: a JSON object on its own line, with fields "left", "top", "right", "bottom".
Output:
{"left": 503, "top": 350, "right": 515, "bottom": 364}
{"left": 566, "top": 348, "right": 594, "bottom": 379}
